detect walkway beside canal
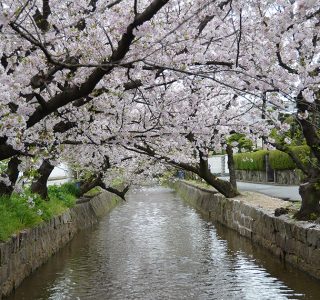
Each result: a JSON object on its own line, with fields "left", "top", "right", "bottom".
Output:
{"left": 219, "top": 177, "right": 301, "bottom": 201}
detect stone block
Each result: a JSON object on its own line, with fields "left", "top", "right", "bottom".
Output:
{"left": 306, "top": 227, "right": 320, "bottom": 248}
{"left": 173, "top": 181, "right": 320, "bottom": 280}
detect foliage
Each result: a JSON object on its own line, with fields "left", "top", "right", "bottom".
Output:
{"left": 0, "top": 1, "right": 319, "bottom": 216}
{"left": 269, "top": 146, "right": 311, "bottom": 170}
{"left": 0, "top": 182, "right": 78, "bottom": 241}
{"left": 228, "top": 133, "right": 253, "bottom": 152}
{"left": 234, "top": 150, "right": 268, "bottom": 171}
{"left": 159, "top": 169, "right": 176, "bottom": 185}
{"left": 0, "top": 160, "right": 8, "bottom": 173}
{"left": 268, "top": 150, "right": 295, "bottom": 170}
{"left": 234, "top": 146, "right": 311, "bottom": 171}
{"left": 270, "top": 116, "right": 306, "bottom": 147}
{"left": 111, "top": 176, "right": 125, "bottom": 188}
{"left": 48, "top": 182, "right": 80, "bottom": 203}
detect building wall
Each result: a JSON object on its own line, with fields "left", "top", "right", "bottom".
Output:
{"left": 208, "top": 155, "right": 228, "bottom": 175}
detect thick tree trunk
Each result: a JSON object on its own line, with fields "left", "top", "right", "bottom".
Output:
{"left": 7, "top": 157, "right": 20, "bottom": 185}
{"left": 79, "top": 176, "right": 103, "bottom": 197}
{"left": 30, "top": 160, "right": 54, "bottom": 199}
{"left": 226, "top": 145, "right": 237, "bottom": 191}
{"left": 0, "top": 182, "right": 11, "bottom": 196}
{"left": 0, "top": 141, "right": 19, "bottom": 161}
{"left": 130, "top": 144, "right": 239, "bottom": 198}
{"left": 79, "top": 174, "right": 129, "bottom": 200}
{"left": 0, "top": 156, "right": 21, "bottom": 196}
{"left": 291, "top": 92, "right": 320, "bottom": 220}
{"left": 202, "top": 172, "right": 240, "bottom": 197}
{"left": 198, "top": 151, "right": 239, "bottom": 198}
{"left": 105, "top": 185, "right": 130, "bottom": 200}
{"left": 295, "top": 181, "right": 320, "bottom": 220}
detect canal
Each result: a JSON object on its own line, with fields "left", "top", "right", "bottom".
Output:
{"left": 7, "top": 186, "right": 320, "bottom": 299}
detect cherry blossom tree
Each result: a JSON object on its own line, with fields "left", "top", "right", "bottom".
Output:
{"left": 0, "top": 0, "right": 319, "bottom": 219}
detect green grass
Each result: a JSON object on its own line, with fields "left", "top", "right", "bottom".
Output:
{"left": 0, "top": 182, "right": 79, "bottom": 241}
{"left": 83, "top": 186, "right": 102, "bottom": 197}
{"left": 184, "top": 179, "right": 214, "bottom": 190}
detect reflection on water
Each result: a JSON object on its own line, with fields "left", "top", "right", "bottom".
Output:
{"left": 7, "top": 186, "right": 320, "bottom": 299}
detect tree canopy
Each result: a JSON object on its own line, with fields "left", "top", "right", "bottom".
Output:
{"left": 0, "top": 0, "right": 319, "bottom": 218}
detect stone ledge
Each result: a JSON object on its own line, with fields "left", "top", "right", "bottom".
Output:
{"left": 0, "top": 191, "right": 122, "bottom": 298}
{"left": 171, "top": 180, "right": 320, "bottom": 280}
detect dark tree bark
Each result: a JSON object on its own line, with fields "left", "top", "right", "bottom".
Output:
{"left": 105, "top": 185, "right": 130, "bottom": 200}
{"left": 30, "top": 160, "right": 54, "bottom": 199}
{"left": 198, "top": 150, "right": 239, "bottom": 197}
{"left": 226, "top": 144, "right": 237, "bottom": 191}
{"left": 0, "top": 180, "right": 12, "bottom": 196}
{"left": 0, "top": 0, "right": 170, "bottom": 162}
{"left": 0, "top": 142, "right": 19, "bottom": 161}
{"left": 78, "top": 175, "right": 103, "bottom": 197}
{"left": 293, "top": 91, "right": 320, "bottom": 220}
{"left": 295, "top": 180, "right": 320, "bottom": 220}
{"left": 78, "top": 174, "right": 129, "bottom": 200}
{"left": 0, "top": 157, "right": 21, "bottom": 196}
{"left": 129, "top": 143, "right": 239, "bottom": 198}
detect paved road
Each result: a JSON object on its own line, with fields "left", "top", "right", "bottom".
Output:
{"left": 220, "top": 177, "right": 301, "bottom": 201}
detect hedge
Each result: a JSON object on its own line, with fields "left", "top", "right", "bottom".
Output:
{"left": 269, "top": 145, "right": 310, "bottom": 170}
{"left": 234, "top": 146, "right": 310, "bottom": 171}
{"left": 234, "top": 150, "right": 268, "bottom": 171}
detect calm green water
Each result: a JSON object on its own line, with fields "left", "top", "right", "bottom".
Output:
{"left": 6, "top": 186, "right": 320, "bottom": 299}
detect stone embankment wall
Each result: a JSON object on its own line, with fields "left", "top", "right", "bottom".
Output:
{"left": 0, "top": 192, "right": 121, "bottom": 298}
{"left": 172, "top": 181, "right": 320, "bottom": 280}
{"left": 274, "top": 170, "right": 302, "bottom": 185}
{"left": 235, "top": 170, "right": 267, "bottom": 183}
{"left": 235, "top": 169, "right": 302, "bottom": 185}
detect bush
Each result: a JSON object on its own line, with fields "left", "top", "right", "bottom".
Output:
{"left": 228, "top": 133, "right": 253, "bottom": 152}
{"left": 234, "top": 150, "right": 268, "bottom": 171}
{"left": 269, "top": 150, "right": 295, "bottom": 170}
{"left": 0, "top": 182, "right": 79, "bottom": 241}
{"left": 48, "top": 182, "right": 80, "bottom": 206}
{"left": 269, "top": 145, "right": 310, "bottom": 170}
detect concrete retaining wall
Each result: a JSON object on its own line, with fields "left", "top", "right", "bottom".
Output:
{"left": 172, "top": 181, "right": 320, "bottom": 279}
{"left": 0, "top": 192, "right": 121, "bottom": 298}
{"left": 274, "top": 169, "right": 303, "bottom": 185}
{"left": 235, "top": 169, "right": 302, "bottom": 185}
{"left": 235, "top": 170, "right": 267, "bottom": 183}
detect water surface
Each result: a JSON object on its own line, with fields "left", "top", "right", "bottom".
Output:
{"left": 7, "top": 186, "right": 320, "bottom": 299}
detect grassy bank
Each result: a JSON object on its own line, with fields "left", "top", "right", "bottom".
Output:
{"left": 182, "top": 179, "right": 215, "bottom": 190}
{"left": 0, "top": 182, "right": 79, "bottom": 241}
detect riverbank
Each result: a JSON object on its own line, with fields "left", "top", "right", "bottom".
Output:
{"left": 171, "top": 180, "right": 320, "bottom": 280}
{"left": 0, "top": 191, "right": 122, "bottom": 298}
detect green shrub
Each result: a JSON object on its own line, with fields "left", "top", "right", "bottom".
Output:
{"left": 48, "top": 182, "right": 79, "bottom": 207}
{"left": 269, "top": 145, "right": 310, "bottom": 170}
{"left": 0, "top": 159, "right": 8, "bottom": 173}
{"left": 228, "top": 133, "right": 253, "bottom": 152}
{"left": 234, "top": 146, "right": 311, "bottom": 171}
{"left": 234, "top": 150, "right": 269, "bottom": 171}
{"left": 269, "top": 150, "right": 295, "bottom": 170}
{"left": 0, "top": 182, "right": 78, "bottom": 241}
